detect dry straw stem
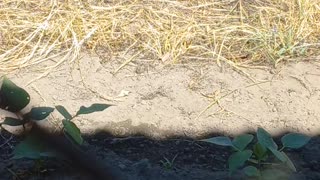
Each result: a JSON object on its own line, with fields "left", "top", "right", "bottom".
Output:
{"left": 196, "top": 80, "right": 272, "bottom": 119}
{"left": 0, "top": 0, "right": 320, "bottom": 73}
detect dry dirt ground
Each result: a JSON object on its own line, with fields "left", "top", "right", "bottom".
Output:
{"left": 3, "top": 53, "right": 320, "bottom": 139}
{"left": 1, "top": 53, "right": 320, "bottom": 179}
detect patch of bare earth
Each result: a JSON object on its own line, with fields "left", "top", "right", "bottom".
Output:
{"left": 4, "top": 54, "right": 320, "bottom": 138}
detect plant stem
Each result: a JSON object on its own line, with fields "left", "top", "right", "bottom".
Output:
{"left": 279, "top": 146, "right": 285, "bottom": 151}
{"left": 248, "top": 158, "right": 259, "bottom": 164}
{"left": 260, "top": 162, "right": 280, "bottom": 166}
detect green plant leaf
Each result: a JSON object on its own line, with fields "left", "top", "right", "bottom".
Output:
{"left": 232, "top": 134, "right": 254, "bottom": 151}
{"left": 55, "top": 105, "right": 73, "bottom": 120}
{"left": 40, "top": 152, "right": 58, "bottom": 157}
{"left": 281, "top": 133, "right": 310, "bottom": 149}
{"left": 243, "top": 166, "right": 260, "bottom": 177}
{"left": 25, "top": 107, "right": 54, "bottom": 121}
{"left": 1, "top": 117, "right": 25, "bottom": 126}
{"left": 0, "top": 77, "right": 30, "bottom": 112}
{"left": 13, "top": 134, "right": 56, "bottom": 159}
{"left": 228, "top": 150, "right": 252, "bottom": 173}
{"left": 257, "top": 127, "right": 278, "bottom": 150}
{"left": 75, "top": 103, "right": 112, "bottom": 116}
{"left": 201, "top": 136, "right": 233, "bottom": 147}
{"left": 62, "top": 119, "right": 83, "bottom": 145}
{"left": 269, "top": 148, "right": 286, "bottom": 162}
{"left": 253, "top": 143, "right": 268, "bottom": 161}
{"left": 282, "top": 152, "right": 296, "bottom": 172}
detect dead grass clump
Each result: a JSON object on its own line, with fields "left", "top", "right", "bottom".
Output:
{"left": 0, "top": 0, "right": 319, "bottom": 73}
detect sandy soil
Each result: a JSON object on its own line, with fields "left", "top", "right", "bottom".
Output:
{"left": 2, "top": 53, "right": 320, "bottom": 139}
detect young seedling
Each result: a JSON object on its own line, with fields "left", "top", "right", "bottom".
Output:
{"left": 160, "top": 154, "right": 178, "bottom": 170}
{"left": 0, "top": 76, "right": 111, "bottom": 159}
{"left": 55, "top": 103, "right": 111, "bottom": 145}
{"left": 0, "top": 76, "right": 127, "bottom": 179}
{"left": 201, "top": 128, "right": 310, "bottom": 179}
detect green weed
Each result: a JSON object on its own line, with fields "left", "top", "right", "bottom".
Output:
{"left": 201, "top": 128, "right": 310, "bottom": 179}
{"left": 160, "top": 154, "right": 178, "bottom": 170}
{"left": 0, "top": 76, "right": 111, "bottom": 159}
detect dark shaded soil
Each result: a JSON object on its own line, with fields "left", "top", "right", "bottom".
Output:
{"left": 1, "top": 130, "right": 320, "bottom": 180}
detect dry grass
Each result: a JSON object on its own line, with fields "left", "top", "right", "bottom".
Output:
{"left": 0, "top": 0, "right": 320, "bottom": 73}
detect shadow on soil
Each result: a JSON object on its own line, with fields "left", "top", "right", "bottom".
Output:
{"left": 0, "top": 128, "right": 319, "bottom": 180}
